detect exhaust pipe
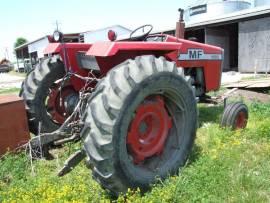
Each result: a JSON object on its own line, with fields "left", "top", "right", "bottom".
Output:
{"left": 175, "top": 8, "right": 185, "bottom": 39}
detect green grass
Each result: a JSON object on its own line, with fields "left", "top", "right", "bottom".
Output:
{"left": 0, "top": 88, "right": 20, "bottom": 95}
{"left": 241, "top": 74, "right": 269, "bottom": 81}
{"left": 1, "top": 102, "right": 270, "bottom": 202}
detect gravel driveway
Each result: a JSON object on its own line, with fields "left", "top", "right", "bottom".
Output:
{"left": 0, "top": 71, "right": 257, "bottom": 90}
{"left": 0, "top": 73, "right": 25, "bottom": 89}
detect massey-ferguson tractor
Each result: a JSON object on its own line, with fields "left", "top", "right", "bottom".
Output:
{"left": 20, "top": 9, "right": 248, "bottom": 195}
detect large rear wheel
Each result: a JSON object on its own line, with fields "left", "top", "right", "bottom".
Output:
{"left": 20, "top": 56, "right": 77, "bottom": 134}
{"left": 81, "top": 55, "right": 197, "bottom": 195}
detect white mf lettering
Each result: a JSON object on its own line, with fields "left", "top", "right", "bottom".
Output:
{"left": 178, "top": 49, "right": 223, "bottom": 61}
{"left": 189, "top": 49, "right": 203, "bottom": 59}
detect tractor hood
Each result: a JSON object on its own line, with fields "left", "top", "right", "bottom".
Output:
{"left": 86, "top": 41, "right": 182, "bottom": 57}
{"left": 43, "top": 43, "right": 91, "bottom": 55}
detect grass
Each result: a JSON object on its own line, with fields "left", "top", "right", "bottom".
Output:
{"left": 1, "top": 101, "right": 270, "bottom": 202}
{"left": 0, "top": 72, "right": 24, "bottom": 95}
{"left": 0, "top": 87, "right": 20, "bottom": 95}
{"left": 241, "top": 74, "right": 270, "bottom": 81}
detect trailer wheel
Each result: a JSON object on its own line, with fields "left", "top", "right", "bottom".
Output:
{"left": 20, "top": 56, "right": 69, "bottom": 134}
{"left": 81, "top": 55, "right": 197, "bottom": 195}
{"left": 220, "top": 102, "right": 248, "bottom": 130}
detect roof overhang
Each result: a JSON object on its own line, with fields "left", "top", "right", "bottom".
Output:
{"left": 152, "top": 5, "right": 270, "bottom": 34}
{"left": 185, "top": 5, "right": 270, "bottom": 30}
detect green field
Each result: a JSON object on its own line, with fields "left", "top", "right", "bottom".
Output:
{"left": 0, "top": 89, "right": 270, "bottom": 202}
{"left": 0, "top": 88, "right": 21, "bottom": 95}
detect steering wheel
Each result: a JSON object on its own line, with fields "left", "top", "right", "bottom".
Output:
{"left": 129, "top": 24, "right": 153, "bottom": 41}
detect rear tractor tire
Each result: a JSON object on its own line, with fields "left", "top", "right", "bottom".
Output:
{"left": 220, "top": 102, "right": 248, "bottom": 130}
{"left": 20, "top": 56, "right": 76, "bottom": 134}
{"left": 81, "top": 55, "right": 197, "bottom": 195}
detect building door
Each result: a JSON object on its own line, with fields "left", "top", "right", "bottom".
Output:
{"left": 205, "top": 23, "right": 238, "bottom": 72}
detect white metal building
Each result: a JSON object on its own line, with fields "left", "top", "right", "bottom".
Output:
{"left": 27, "top": 36, "right": 50, "bottom": 59}
{"left": 159, "top": 0, "right": 270, "bottom": 73}
{"left": 14, "top": 25, "right": 131, "bottom": 68}
{"left": 80, "top": 25, "right": 131, "bottom": 43}
{"left": 14, "top": 33, "right": 79, "bottom": 68}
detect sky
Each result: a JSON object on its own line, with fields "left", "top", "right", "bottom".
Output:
{"left": 0, "top": 0, "right": 193, "bottom": 61}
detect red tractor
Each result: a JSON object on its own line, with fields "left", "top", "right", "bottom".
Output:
{"left": 21, "top": 10, "right": 248, "bottom": 195}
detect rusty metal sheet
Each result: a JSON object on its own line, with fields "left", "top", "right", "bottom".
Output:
{"left": 0, "top": 94, "right": 30, "bottom": 155}
{"left": 0, "top": 94, "right": 22, "bottom": 104}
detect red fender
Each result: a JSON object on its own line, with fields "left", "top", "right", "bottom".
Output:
{"left": 43, "top": 43, "right": 61, "bottom": 54}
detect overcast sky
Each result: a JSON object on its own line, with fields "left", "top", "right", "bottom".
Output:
{"left": 0, "top": 0, "right": 194, "bottom": 61}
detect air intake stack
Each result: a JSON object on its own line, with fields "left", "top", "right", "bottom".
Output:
{"left": 175, "top": 8, "right": 185, "bottom": 39}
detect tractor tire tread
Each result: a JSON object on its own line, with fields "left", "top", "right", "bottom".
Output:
{"left": 221, "top": 102, "right": 248, "bottom": 129}
{"left": 20, "top": 55, "right": 65, "bottom": 134}
{"left": 81, "top": 55, "right": 195, "bottom": 195}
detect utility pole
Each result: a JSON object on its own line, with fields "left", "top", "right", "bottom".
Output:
{"left": 4, "top": 47, "right": 9, "bottom": 60}
{"left": 54, "top": 20, "right": 61, "bottom": 31}
{"left": 56, "top": 20, "right": 59, "bottom": 31}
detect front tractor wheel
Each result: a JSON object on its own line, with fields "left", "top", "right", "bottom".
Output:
{"left": 81, "top": 55, "right": 197, "bottom": 195}
{"left": 220, "top": 102, "right": 248, "bottom": 130}
{"left": 21, "top": 56, "right": 78, "bottom": 134}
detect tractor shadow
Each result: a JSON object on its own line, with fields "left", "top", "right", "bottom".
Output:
{"left": 188, "top": 144, "right": 202, "bottom": 165}
{"left": 198, "top": 105, "right": 224, "bottom": 126}
{"left": 188, "top": 105, "right": 224, "bottom": 164}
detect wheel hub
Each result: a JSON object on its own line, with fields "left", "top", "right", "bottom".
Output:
{"left": 235, "top": 111, "right": 247, "bottom": 129}
{"left": 47, "top": 85, "right": 78, "bottom": 124}
{"left": 127, "top": 96, "right": 172, "bottom": 164}
{"left": 64, "top": 93, "right": 79, "bottom": 115}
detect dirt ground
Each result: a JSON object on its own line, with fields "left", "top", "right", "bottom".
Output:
{"left": 0, "top": 71, "right": 269, "bottom": 104}
{"left": 223, "top": 89, "right": 270, "bottom": 103}
{"left": 0, "top": 73, "right": 24, "bottom": 89}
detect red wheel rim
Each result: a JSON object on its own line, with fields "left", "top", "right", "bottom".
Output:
{"left": 127, "top": 96, "right": 172, "bottom": 164}
{"left": 235, "top": 111, "right": 247, "bottom": 129}
{"left": 47, "top": 84, "right": 77, "bottom": 124}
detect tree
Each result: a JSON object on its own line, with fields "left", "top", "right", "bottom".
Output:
{"left": 14, "top": 37, "right": 28, "bottom": 48}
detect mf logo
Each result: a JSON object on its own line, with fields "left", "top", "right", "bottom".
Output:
{"left": 178, "top": 49, "right": 223, "bottom": 61}
{"left": 188, "top": 49, "right": 203, "bottom": 59}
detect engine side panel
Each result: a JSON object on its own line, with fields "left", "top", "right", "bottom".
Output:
{"left": 165, "top": 36, "right": 223, "bottom": 92}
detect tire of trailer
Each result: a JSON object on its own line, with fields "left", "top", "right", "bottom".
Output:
{"left": 20, "top": 56, "right": 66, "bottom": 134}
{"left": 220, "top": 102, "right": 248, "bottom": 130}
{"left": 81, "top": 55, "right": 197, "bottom": 195}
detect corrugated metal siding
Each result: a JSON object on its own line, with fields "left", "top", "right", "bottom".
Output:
{"left": 239, "top": 16, "right": 270, "bottom": 72}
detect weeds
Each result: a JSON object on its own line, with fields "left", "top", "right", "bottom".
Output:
{"left": 1, "top": 103, "right": 270, "bottom": 202}
{"left": 0, "top": 88, "right": 20, "bottom": 95}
